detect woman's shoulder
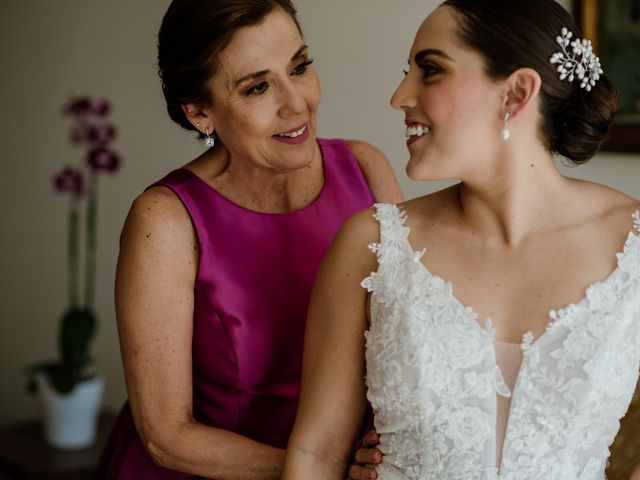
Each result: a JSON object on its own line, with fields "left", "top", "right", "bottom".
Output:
{"left": 133, "top": 184, "right": 187, "bottom": 218}
{"left": 121, "top": 185, "right": 194, "bottom": 247}
{"left": 395, "top": 186, "right": 460, "bottom": 230}
{"left": 570, "top": 179, "right": 639, "bottom": 233}
{"left": 337, "top": 206, "right": 384, "bottom": 246}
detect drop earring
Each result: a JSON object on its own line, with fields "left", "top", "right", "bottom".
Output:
{"left": 501, "top": 112, "right": 510, "bottom": 141}
{"left": 205, "top": 127, "right": 216, "bottom": 148}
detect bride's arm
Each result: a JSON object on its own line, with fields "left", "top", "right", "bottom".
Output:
{"left": 628, "top": 380, "right": 640, "bottom": 480}
{"left": 282, "top": 210, "right": 380, "bottom": 480}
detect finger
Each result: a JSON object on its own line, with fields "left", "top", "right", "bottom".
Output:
{"left": 362, "top": 430, "right": 380, "bottom": 447}
{"left": 347, "top": 464, "right": 378, "bottom": 480}
{"left": 354, "top": 447, "right": 383, "bottom": 465}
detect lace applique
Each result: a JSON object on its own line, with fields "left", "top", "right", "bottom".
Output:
{"left": 363, "top": 205, "right": 640, "bottom": 480}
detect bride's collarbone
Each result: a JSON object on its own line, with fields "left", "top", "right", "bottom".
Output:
{"left": 414, "top": 240, "right": 623, "bottom": 343}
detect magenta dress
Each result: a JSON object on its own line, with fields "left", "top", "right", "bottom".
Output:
{"left": 97, "top": 138, "right": 375, "bottom": 478}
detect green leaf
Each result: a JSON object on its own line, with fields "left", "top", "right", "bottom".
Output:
{"left": 24, "top": 361, "right": 89, "bottom": 395}
{"left": 59, "top": 307, "right": 97, "bottom": 366}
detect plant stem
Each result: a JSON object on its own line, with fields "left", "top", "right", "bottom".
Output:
{"left": 85, "top": 173, "right": 98, "bottom": 310}
{"left": 69, "top": 196, "right": 80, "bottom": 308}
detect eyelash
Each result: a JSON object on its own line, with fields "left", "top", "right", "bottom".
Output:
{"left": 245, "top": 58, "right": 315, "bottom": 96}
{"left": 292, "top": 58, "right": 314, "bottom": 76}
{"left": 419, "top": 62, "right": 442, "bottom": 78}
{"left": 402, "top": 63, "right": 442, "bottom": 78}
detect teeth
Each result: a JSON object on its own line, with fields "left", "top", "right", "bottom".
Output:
{"left": 405, "top": 125, "right": 430, "bottom": 138}
{"left": 277, "top": 125, "right": 307, "bottom": 138}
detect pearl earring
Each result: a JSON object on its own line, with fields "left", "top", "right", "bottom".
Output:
{"left": 501, "top": 112, "right": 510, "bottom": 141}
{"left": 205, "top": 127, "right": 216, "bottom": 148}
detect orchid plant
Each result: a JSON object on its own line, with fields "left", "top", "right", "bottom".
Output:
{"left": 28, "top": 96, "right": 121, "bottom": 395}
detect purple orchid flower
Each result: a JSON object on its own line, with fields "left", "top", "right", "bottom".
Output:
{"left": 53, "top": 167, "right": 84, "bottom": 196}
{"left": 92, "top": 99, "right": 111, "bottom": 117}
{"left": 87, "top": 147, "right": 121, "bottom": 173}
{"left": 63, "top": 96, "right": 93, "bottom": 117}
{"left": 88, "top": 124, "right": 116, "bottom": 145}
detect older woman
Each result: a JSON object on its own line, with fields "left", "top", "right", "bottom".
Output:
{"left": 97, "top": 0, "right": 401, "bottom": 478}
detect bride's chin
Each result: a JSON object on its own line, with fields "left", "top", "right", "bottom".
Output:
{"left": 405, "top": 159, "right": 432, "bottom": 181}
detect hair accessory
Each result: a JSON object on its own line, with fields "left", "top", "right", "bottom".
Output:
{"left": 501, "top": 112, "right": 510, "bottom": 141}
{"left": 549, "top": 28, "right": 603, "bottom": 91}
{"left": 205, "top": 127, "right": 216, "bottom": 148}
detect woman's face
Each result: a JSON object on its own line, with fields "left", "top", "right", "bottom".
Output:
{"left": 391, "top": 6, "right": 506, "bottom": 181}
{"left": 206, "top": 8, "right": 321, "bottom": 173}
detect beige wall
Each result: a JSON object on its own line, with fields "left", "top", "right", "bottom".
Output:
{"left": 1, "top": 0, "right": 638, "bottom": 426}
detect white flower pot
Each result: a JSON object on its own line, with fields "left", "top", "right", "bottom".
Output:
{"left": 36, "top": 373, "right": 105, "bottom": 450}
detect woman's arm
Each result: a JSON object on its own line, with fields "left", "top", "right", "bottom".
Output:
{"left": 349, "top": 140, "right": 404, "bottom": 204}
{"left": 116, "top": 186, "right": 283, "bottom": 480}
{"left": 282, "top": 209, "right": 380, "bottom": 480}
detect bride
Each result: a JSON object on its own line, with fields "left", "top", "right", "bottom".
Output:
{"left": 281, "top": 0, "right": 640, "bottom": 479}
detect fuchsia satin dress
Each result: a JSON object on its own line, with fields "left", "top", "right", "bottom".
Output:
{"left": 98, "top": 138, "right": 375, "bottom": 478}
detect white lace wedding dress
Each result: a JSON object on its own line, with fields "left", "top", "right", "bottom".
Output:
{"left": 361, "top": 204, "right": 640, "bottom": 480}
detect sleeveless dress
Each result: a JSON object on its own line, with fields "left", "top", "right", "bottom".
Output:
{"left": 361, "top": 204, "right": 640, "bottom": 480}
{"left": 98, "top": 138, "right": 374, "bottom": 479}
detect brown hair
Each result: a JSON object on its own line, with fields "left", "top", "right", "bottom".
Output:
{"left": 157, "top": 0, "right": 302, "bottom": 136}
{"left": 442, "top": 0, "right": 618, "bottom": 164}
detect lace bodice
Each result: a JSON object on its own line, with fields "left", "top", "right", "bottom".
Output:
{"left": 361, "top": 204, "right": 640, "bottom": 480}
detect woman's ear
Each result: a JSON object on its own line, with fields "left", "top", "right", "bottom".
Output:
{"left": 181, "top": 103, "right": 214, "bottom": 134}
{"left": 502, "top": 68, "right": 542, "bottom": 119}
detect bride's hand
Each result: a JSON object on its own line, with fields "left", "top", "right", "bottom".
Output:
{"left": 347, "top": 430, "right": 382, "bottom": 480}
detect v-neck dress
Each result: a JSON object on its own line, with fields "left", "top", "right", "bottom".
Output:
{"left": 98, "top": 138, "right": 374, "bottom": 479}
{"left": 361, "top": 203, "right": 640, "bottom": 480}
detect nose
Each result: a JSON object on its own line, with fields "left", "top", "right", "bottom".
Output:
{"left": 279, "top": 80, "right": 306, "bottom": 117}
{"left": 390, "top": 74, "right": 416, "bottom": 111}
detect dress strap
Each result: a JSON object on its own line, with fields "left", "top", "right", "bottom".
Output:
{"left": 617, "top": 210, "right": 640, "bottom": 278}
{"left": 361, "top": 204, "right": 412, "bottom": 294}
{"left": 368, "top": 203, "right": 410, "bottom": 254}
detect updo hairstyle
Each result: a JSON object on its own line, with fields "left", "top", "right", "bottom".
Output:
{"left": 157, "top": 0, "right": 302, "bottom": 138}
{"left": 443, "top": 0, "right": 619, "bottom": 164}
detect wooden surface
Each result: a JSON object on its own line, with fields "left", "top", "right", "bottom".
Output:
{"left": 0, "top": 412, "right": 114, "bottom": 480}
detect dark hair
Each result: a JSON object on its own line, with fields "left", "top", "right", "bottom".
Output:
{"left": 157, "top": 0, "right": 302, "bottom": 137}
{"left": 442, "top": 0, "right": 618, "bottom": 164}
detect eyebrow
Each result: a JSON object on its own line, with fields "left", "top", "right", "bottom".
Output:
{"left": 413, "top": 48, "right": 454, "bottom": 64}
{"left": 234, "top": 45, "right": 309, "bottom": 87}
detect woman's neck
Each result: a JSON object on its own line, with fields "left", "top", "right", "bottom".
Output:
{"left": 190, "top": 144, "right": 324, "bottom": 213}
{"left": 455, "top": 143, "right": 571, "bottom": 246}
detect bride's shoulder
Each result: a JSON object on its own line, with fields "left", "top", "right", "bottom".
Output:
{"left": 397, "top": 185, "right": 460, "bottom": 229}
{"left": 570, "top": 179, "right": 639, "bottom": 234}
{"left": 329, "top": 194, "right": 445, "bottom": 264}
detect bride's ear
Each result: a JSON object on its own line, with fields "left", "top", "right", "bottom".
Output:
{"left": 501, "top": 68, "right": 542, "bottom": 120}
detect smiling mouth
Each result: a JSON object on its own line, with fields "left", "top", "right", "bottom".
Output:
{"left": 274, "top": 124, "right": 307, "bottom": 138}
{"left": 272, "top": 123, "right": 310, "bottom": 145}
{"left": 405, "top": 124, "right": 430, "bottom": 138}
{"left": 405, "top": 124, "right": 430, "bottom": 146}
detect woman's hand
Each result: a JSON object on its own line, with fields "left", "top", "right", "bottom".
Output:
{"left": 347, "top": 430, "right": 382, "bottom": 480}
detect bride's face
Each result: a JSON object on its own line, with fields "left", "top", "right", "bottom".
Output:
{"left": 390, "top": 6, "right": 506, "bottom": 182}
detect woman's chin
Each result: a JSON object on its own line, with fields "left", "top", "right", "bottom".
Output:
{"left": 405, "top": 158, "right": 435, "bottom": 182}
